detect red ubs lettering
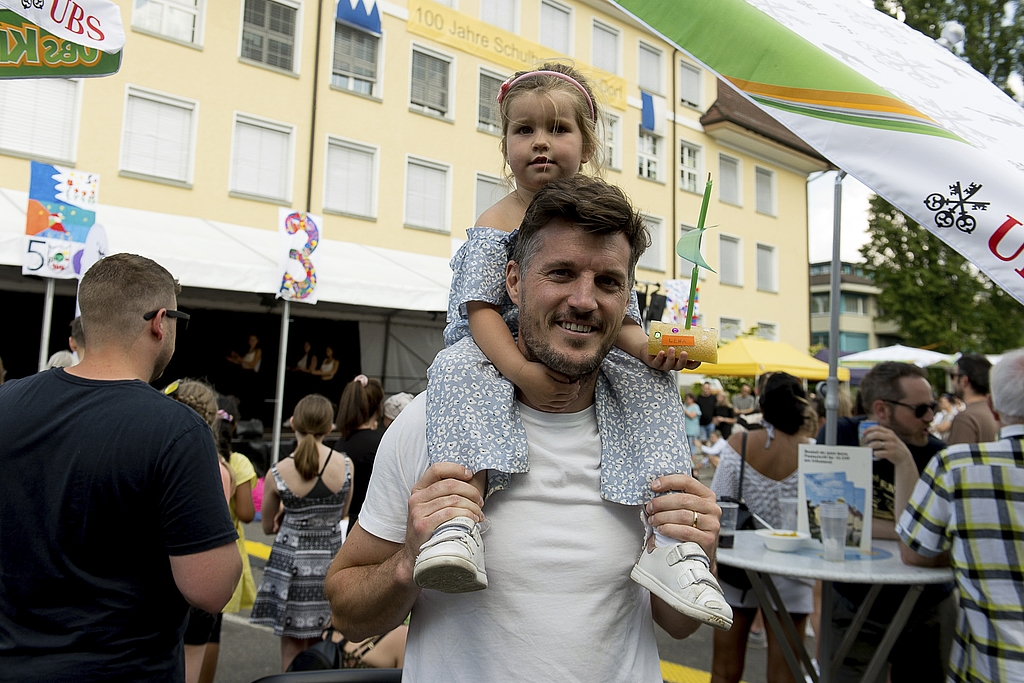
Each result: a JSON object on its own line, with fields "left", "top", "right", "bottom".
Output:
{"left": 988, "top": 215, "right": 1024, "bottom": 278}
{"left": 49, "top": 0, "right": 105, "bottom": 42}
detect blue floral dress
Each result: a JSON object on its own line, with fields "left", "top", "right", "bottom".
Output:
{"left": 426, "top": 227, "right": 691, "bottom": 505}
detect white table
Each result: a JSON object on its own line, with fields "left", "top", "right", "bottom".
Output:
{"left": 717, "top": 530, "right": 953, "bottom": 683}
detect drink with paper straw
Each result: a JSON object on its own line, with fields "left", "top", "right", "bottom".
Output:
{"left": 648, "top": 174, "right": 719, "bottom": 363}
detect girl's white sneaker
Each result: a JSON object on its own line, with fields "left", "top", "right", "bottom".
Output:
{"left": 630, "top": 541, "right": 733, "bottom": 630}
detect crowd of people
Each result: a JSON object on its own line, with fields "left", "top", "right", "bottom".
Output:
{"left": 0, "top": 58, "right": 1020, "bottom": 683}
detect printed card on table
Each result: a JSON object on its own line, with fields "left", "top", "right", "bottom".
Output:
{"left": 797, "top": 444, "right": 873, "bottom": 552}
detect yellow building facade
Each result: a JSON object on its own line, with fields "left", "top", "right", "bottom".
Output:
{"left": 0, "top": 0, "right": 827, "bottom": 386}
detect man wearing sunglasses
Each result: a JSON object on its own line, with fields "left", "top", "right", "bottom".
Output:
{"left": 0, "top": 253, "right": 240, "bottom": 683}
{"left": 947, "top": 353, "right": 997, "bottom": 446}
{"left": 818, "top": 362, "right": 954, "bottom": 683}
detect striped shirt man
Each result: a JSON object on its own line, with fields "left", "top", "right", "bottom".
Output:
{"left": 896, "top": 423, "right": 1024, "bottom": 683}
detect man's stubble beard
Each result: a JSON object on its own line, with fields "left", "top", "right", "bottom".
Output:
{"left": 517, "top": 292, "right": 618, "bottom": 384}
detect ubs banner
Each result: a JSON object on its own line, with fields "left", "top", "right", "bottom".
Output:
{"left": 0, "top": 9, "right": 121, "bottom": 78}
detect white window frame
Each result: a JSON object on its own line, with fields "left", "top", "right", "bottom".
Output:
{"left": 605, "top": 112, "right": 621, "bottom": 171}
{"left": 474, "top": 172, "right": 503, "bottom": 222}
{"left": 638, "top": 127, "right": 661, "bottom": 182}
{"left": 679, "top": 139, "right": 701, "bottom": 194}
{"left": 755, "top": 165, "right": 776, "bottom": 216}
{"left": 239, "top": 0, "right": 302, "bottom": 74}
{"left": 539, "top": 0, "right": 572, "bottom": 55}
{"left": 679, "top": 60, "right": 702, "bottom": 109}
{"left": 404, "top": 155, "right": 451, "bottom": 233}
{"left": 638, "top": 214, "right": 664, "bottom": 272}
{"left": 323, "top": 135, "right": 378, "bottom": 219}
{"left": 131, "top": 0, "right": 205, "bottom": 47}
{"left": 228, "top": 112, "right": 295, "bottom": 203}
{"left": 756, "top": 321, "right": 779, "bottom": 342}
{"left": 480, "top": 0, "right": 518, "bottom": 33}
{"left": 478, "top": 68, "right": 506, "bottom": 134}
{"left": 409, "top": 43, "right": 455, "bottom": 120}
{"left": 719, "top": 316, "right": 743, "bottom": 342}
{"left": 591, "top": 19, "right": 620, "bottom": 75}
{"left": 719, "top": 233, "right": 743, "bottom": 287}
{"left": 332, "top": 21, "right": 383, "bottom": 98}
{"left": 719, "top": 153, "right": 741, "bottom": 206}
{"left": 119, "top": 85, "right": 198, "bottom": 186}
{"left": 637, "top": 40, "right": 663, "bottom": 95}
{"left": 756, "top": 242, "right": 778, "bottom": 293}
{"left": 0, "top": 78, "right": 81, "bottom": 164}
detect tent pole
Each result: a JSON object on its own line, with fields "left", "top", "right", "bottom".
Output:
{"left": 37, "top": 278, "right": 55, "bottom": 372}
{"left": 825, "top": 171, "right": 846, "bottom": 446}
{"left": 271, "top": 299, "right": 291, "bottom": 465}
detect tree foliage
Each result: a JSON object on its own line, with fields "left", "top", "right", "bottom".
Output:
{"left": 859, "top": 1, "right": 1024, "bottom": 353}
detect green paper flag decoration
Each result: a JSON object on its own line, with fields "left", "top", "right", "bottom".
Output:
{"left": 675, "top": 228, "right": 715, "bottom": 273}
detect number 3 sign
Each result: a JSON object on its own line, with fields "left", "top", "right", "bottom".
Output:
{"left": 277, "top": 209, "right": 322, "bottom": 305}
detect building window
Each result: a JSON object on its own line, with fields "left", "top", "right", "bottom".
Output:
{"left": 605, "top": 113, "right": 621, "bottom": 170}
{"left": 679, "top": 140, "right": 700, "bottom": 193}
{"left": 719, "top": 234, "right": 742, "bottom": 286}
{"left": 638, "top": 41, "right": 662, "bottom": 94}
{"left": 679, "top": 60, "right": 701, "bottom": 108}
{"left": 241, "top": 0, "right": 298, "bottom": 72}
{"left": 840, "top": 332, "right": 869, "bottom": 353}
{"left": 720, "top": 316, "right": 742, "bottom": 342}
{"left": 324, "top": 137, "right": 376, "bottom": 218}
{"left": 481, "top": 0, "right": 516, "bottom": 32}
{"left": 756, "top": 243, "right": 777, "bottom": 292}
{"left": 478, "top": 70, "right": 503, "bottom": 133}
{"left": 592, "top": 20, "right": 619, "bottom": 74}
{"left": 0, "top": 78, "right": 79, "bottom": 163}
{"left": 120, "top": 87, "right": 195, "bottom": 184}
{"left": 638, "top": 128, "right": 660, "bottom": 181}
{"left": 133, "top": 0, "right": 203, "bottom": 44}
{"left": 756, "top": 166, "right": 776, "bottom": 215}
{"left": 539, "top": 0, "right": 571, "bottom": 54}
{"left": 638, "top": 215, "right": 664, "bottom": 272}
{"left": 719, "top": 154, "right": 740, "bottom": 205}
{"left": 475, "top": 173, "right": 502, "bottom": 222}
{"left": 406, "top": 156, "right": 449, "bottom": 232}
{"left": 811, "top": 332, "right": 829, "bottom": 347}
{"left": 230, "top": 114, "right": 293, "bottom": 202}
{"left": 841, "top": 293, "right": 868, "bottom": 315}
{"left": 811, "top": 293, "right": 830, "bottom": 315}
{"left": 410, "top": 47, "right": 452, "bottom": 118}
{"left": 757, "top": 322, "right": 778, "bottom": 342}
{"left": 333, "top": 22, "right": 379, "bottom": 96}
{"left": 809, "top": 263, "right": 830, "bottom": 276}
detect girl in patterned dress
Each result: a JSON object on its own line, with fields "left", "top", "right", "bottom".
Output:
{"left": 414, "top": 63, "right": 732, "bottom": 629}
{"left": 250, "top": 394, "right": 354, "bottom": 671}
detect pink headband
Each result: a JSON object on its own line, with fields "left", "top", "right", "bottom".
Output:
{"left": 354, "top": 374, "right": 368, "bottom": 387}
{"left": 496, "top": 70, "right": 596, "bottom": 122}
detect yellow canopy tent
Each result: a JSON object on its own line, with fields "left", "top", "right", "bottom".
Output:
{"left": 683, "top": 337, "right": 850, "bottom": 381}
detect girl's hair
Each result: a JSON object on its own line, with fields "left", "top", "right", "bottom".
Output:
{"left": 336, "top": 375, "right": 384, "bottom": 440}
{"left": 170, "top": 379, "right": 219, "bottom": 430}
{"left": 759, "top": 372, "right": 817, "bottom": 436}
{"left": 497, "top": 62, "right": 605, "bottom": 184}
{"left": 292, "top": 394, "right": 335, "bottom": 480}
{"left": 216, "top": 395, "right": 241, "bottom": 460}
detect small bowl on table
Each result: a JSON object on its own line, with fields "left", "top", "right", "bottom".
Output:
{"left": 755, "top": 528, "right": 811, "bottom": 552}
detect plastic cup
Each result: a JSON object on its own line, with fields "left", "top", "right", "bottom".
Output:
{"left": 818, "top": 502, "right": 849, "bottom": 562}
{"left": 779, "top": 497, "right": 799, "bottom": 532}
{"left": 719, "top": 501, "right": 739, "bottom": 548}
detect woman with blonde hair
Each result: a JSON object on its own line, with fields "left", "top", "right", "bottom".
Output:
{"left": 251, "top": 394, "right": 353, "bottom": 672}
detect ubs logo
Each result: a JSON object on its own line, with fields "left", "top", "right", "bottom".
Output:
{"left": 924, "top": 181, "right": 989, "bottom": 234}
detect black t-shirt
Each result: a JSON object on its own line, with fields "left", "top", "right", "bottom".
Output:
{"left": 0, "top": 370, "right": 238, "bottom": 682}
{"left": 713, "top": 404, "right": 736, "bottom": 439}
{"left": 333, "top": 427, "right": 383, "bottom": 532}
{"left": 696, "top": 394, "right": 717, "bottom": 426}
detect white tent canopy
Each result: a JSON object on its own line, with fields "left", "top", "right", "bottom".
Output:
{"left": 838, "top": 344, "right": 952, "bottom": 368}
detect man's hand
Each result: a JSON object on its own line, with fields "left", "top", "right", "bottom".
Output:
{"left": 862, "top": 425, "right": 913, "bottom": 467}
{"left": 645, "top": 474, "right": 721, "bottom": 563}
{"left": 401, "top": 463, "right": 485, "bottom": 576}
{"left": 514, "top": 361, "right": 580, "bottom": 411}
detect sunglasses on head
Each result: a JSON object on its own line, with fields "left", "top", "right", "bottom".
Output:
{"left": 884, "top": 399, "right": 938, "bottom": 418}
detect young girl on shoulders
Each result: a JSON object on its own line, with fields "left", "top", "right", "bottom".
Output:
{"left": 417, "top": 62, "right": 731, "bottom": 629}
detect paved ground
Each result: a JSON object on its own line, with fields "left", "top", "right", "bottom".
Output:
{"left": 213, "top": 464, "right": 811, "bottom": 683}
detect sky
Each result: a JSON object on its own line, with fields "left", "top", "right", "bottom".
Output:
{"left": 807, "top": 171, "right": 876, "bottom": 264}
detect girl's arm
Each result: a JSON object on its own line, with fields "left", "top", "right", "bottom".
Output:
{"left": 615, "top": 320, "right": 698, "bottom": 371}
{"left": 467, "top": 302, "right": 579, "bottom": 410}
{"left": 234, "top": 479, "right": 255, "bottom": 523}
{"left": 261, "top": 474, "right": 281, "bottom": 535}
{"left": 242, "top": 349, "right": 262, "bottom": 370}
{"left": 342, "top": 457, "right": 355, "bottom": 519}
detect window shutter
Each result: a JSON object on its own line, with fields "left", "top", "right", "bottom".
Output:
{"left": 719, "top": 156, "right": 739, "bottom": 204}
{"left": 720, "top": 235, "right": 740, "bottom": 285}
{"left": 638, "top": 217, "right": 663, "bottom": 271}
{"left": 756, "top": 167, "right": 774, "bottom": 213}
{"left": 232, "top": 119, "right": 290, "bottom": 200}
{"left": 679, "top": 62, "right": 701, "bottom": 107}
{"left": 757, "top": 244, "right": 775, "bottom": 291}
{"left": 592, "top": 22, "right": 618, "bottom": 73}
{"left": 334, "top": 24, "right": 378, "bottom": 81}
{"left": 411, "top": 50, "right": 449, "bottom": 114}
{"left": 475, "top": 175, "right": 502, "bottom": 221}
{"left": 638, "top": 44, "right": 660, "bottom": 93}
{"left": 121, "top": 92, "right": 192, "bottom": 182}
{"left": 481, "top": 0, "right": 515, "bottom": 32}
{"left": 407, "top": 160, "right": 446, "bottom": 230}
{"left": 478, "top": 73, "right": 502, "bottom": 128}
{"left": 0, "top": 79, "right": 78, "bottom": 162}
{"left": 326, "top": 141, "right": 374, "bottom": 217}
{"left": 539, "top": 1, "right": 570, "bottom": 54}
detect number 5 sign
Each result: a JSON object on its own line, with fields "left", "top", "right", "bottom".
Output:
{"left": 23, "top": 161, "right": 102, "bottom": 279}
{"left": 277, "top": 208, "right": 322, "bottom": 305}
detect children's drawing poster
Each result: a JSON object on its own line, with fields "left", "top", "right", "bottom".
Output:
{"left": 797, "top": 444, "right": 873, "bottom": 552}
{"left": 23, "top": 162, "right": 105, "bottom": 279}
{"left": 663, "top": 279, "right": 698, "bottom": 326}
{"left": 277, "top": 208, "right": 322, "bottom": 305}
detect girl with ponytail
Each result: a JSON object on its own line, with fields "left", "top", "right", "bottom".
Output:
{"left": 251, "top": 394, "right": 354, "bottom": 672}
{"left": 331, "top": 375, "right": 385, "bottom": 533}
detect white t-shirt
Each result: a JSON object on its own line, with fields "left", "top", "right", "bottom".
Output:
{"left": 359, "top": 394, "right": 662, "bottom": 683}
